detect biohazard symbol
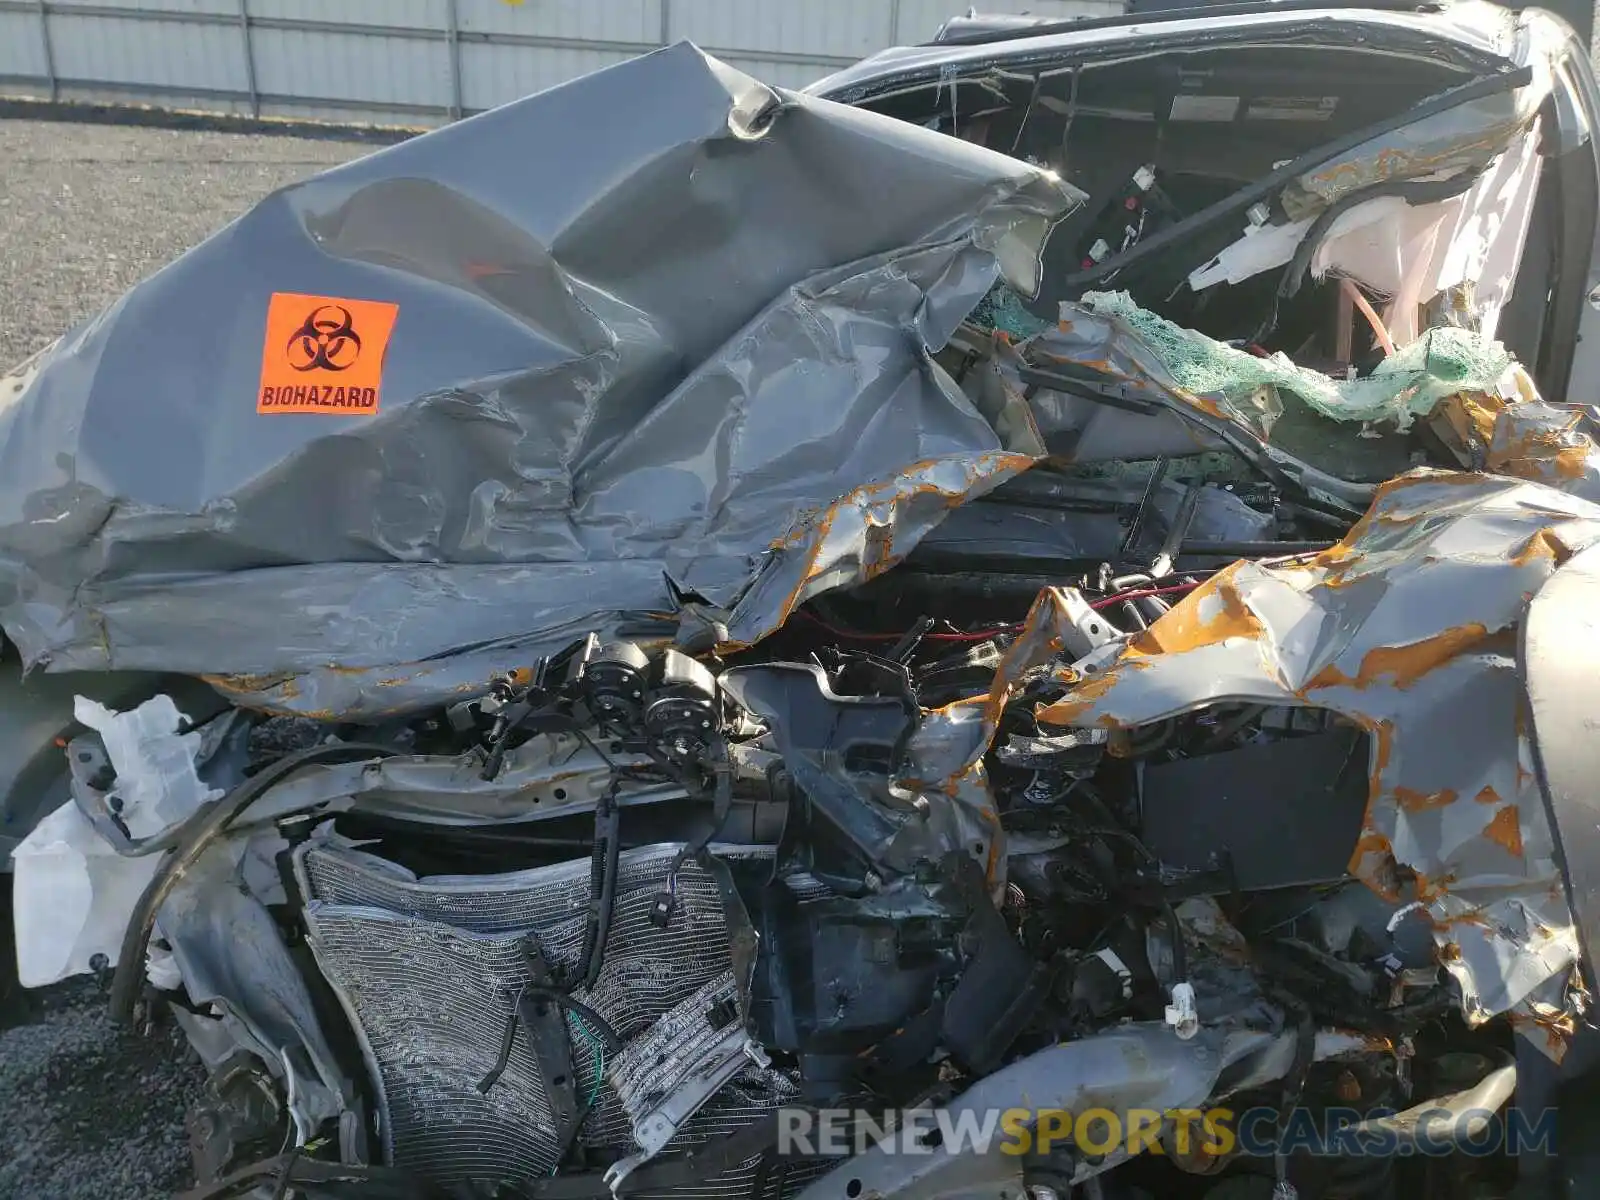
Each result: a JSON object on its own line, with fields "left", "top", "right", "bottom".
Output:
{"left": 258, "top": 292, "right": 398, "bottom": 415}
{"left": 286, "top": 304, "right": 362, "bottom": 372}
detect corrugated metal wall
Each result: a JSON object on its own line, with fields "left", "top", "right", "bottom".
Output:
{"left": 0, "top": 0, "right": 1124, "bottom": 127}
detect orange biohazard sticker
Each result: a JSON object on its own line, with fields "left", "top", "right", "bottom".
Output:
{"left": 257, "top": 292, "right": 399, "bottom": 415}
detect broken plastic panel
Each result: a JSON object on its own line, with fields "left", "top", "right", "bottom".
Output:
{"left": 12, "top": 694, "right": 244, "bottom": 988}
{"left": 11, "top": 802, "right": 164, "bottom": 987}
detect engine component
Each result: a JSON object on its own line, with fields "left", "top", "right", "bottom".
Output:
{"left": 751, "top": 877, "right": 967, "bottom": 1096}
{"left": 719, "top": 663, "right": 923, "bottom": 877}
{"left": 912, "top": 638, "right": 1006, "bottom": 707}
{"left": 1067, "top": 948, "right": 1137, "bottom": 1019}
{"left": 185, "top": 1056, "right": 284, "bottom": 1184}
{"left": 581, "top": 641, "right": 652, "bottom": 728}
{"left": 645, "top": 649, "right": 721, "bottom": 766}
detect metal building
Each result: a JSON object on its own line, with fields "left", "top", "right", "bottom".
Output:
{"left": 0, "top": 0, "right": 1122, "bottom": 128}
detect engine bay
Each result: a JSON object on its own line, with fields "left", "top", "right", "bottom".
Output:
{"left": 57, "top": 549, "right": 1552, "bottom": 1200}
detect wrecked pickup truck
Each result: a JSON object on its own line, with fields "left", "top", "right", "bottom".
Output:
{"left": 7, "top": 1, "right": 1600, "bottom": 1197}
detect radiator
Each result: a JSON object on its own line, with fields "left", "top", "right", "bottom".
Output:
{"left": 296, "top": 836, "right": 805, "bottom": 1195}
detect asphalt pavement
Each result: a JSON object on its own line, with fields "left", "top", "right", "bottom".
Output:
{"left": 0, "top": 114, "right": 371, "bottom": 1200}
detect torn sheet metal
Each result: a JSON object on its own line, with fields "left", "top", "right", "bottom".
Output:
{"left": 159, "top": 832, "right": 359, "bottom": 1149}
{"left": 1278, "top": 12, "right": 1559, "bottom": 219}
{"left": 1036, "top": 471, "right": 1600, "bottom": 1054}
{"left": 720, "top": 450, "right": 1038, "bottom": 650}
{"left": 1429, "top": 379, "right": 1600, "bottom": 506}
{"left": 0, "top": 43, "right": 1077, "bottom": 720}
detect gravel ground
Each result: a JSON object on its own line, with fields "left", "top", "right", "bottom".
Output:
{"left": 0, "top": 117, "right": 368, "bottom": 367}
{"left": 0, "top": 115, "right": 371, "bottom": 1199}
{"left": 0, "top": 989, "right": 200, "bottom": 1198}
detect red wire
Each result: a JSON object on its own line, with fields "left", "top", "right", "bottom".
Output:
{"left": 1088, "top": 582, "right": 1200, "bottom": 608}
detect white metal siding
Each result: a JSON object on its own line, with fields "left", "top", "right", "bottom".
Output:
{"left": 671, "top": 0, "right": 884, "bottom": 59}
{"left": 251, "top": 26, "right": 448, "bottom": 107}
{"left": 52, "top": 0, "right": 238, "bottom": 13}
{"left": 0, "top": 13, "right": 50, "bottom": 80}
{"left": 249, "top": 0, "right": 444, "bottom": 29}
{"left": 460, "top": 42, "right": 636, "bottom": 113}
{"left": 0, "top": 0, "right": 1124, "bottom": 127}
{"left": 460, "top": 0, "right": 663, "bottom": 41}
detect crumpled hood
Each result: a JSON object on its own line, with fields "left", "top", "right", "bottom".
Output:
{"left": 0, "top": 41, "right": 1078, "bottom": 718}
